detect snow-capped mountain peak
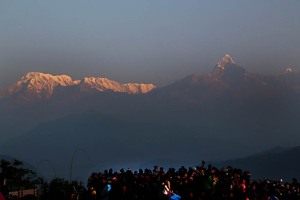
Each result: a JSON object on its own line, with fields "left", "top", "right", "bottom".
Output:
{"left": 217, "top": 54, "right": 235, "bottom": 69}
{"left": 284, "top": 67, "right": 295, "bottom": 74}
{"left": 20, "top": 72, "right": 79, "bottom": 86}
{"left": 210, "top": 54, "right": 241, "bottom": 79}
{"left": 4, "top": 72, "right": 79, "bottom": 99}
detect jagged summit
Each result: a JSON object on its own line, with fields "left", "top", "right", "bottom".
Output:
{"left": 217, "top": 54, "right": 235, "bottom": 69}
{"left": 284, "top": 67, "right": 295, "bottom": 74}
{"left": 210, "top": 54, "right": 244, "bottom": 80}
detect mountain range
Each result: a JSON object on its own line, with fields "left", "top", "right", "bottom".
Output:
{"left": 1, "top": 54, "right": 300, "bottom": 180}
{"left": 0, "top": 72, "right": 156, "bottom": 101}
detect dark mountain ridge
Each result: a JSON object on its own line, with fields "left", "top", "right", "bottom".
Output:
{"left": 216, "top": 145, "right": 300, "bottom": 180}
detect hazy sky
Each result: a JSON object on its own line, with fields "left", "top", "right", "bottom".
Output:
{"left": 1, "top": 0, "right": 299, "bottom": 88}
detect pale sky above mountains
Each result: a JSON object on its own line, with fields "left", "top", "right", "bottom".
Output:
{"left": 1, "top": 0, "right": 299, "bottom": 88}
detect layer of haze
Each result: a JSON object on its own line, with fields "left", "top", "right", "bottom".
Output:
{"left": 1, "top": 0, "right": 299, "bottom": 88}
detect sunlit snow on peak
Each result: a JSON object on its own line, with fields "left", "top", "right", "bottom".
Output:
{"left": 217, "top": 54, "right": 235, "bottom": 69}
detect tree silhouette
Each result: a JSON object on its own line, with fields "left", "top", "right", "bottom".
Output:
{"left": 0, "top": 159, "right": 42, "bottom": 192}
{"left": 0, "top": 159, "right": 85, "bottom": 200}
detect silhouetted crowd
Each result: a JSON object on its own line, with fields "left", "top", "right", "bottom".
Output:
{"left": 86, "top": 162, "right": 300, "bottom": 200}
